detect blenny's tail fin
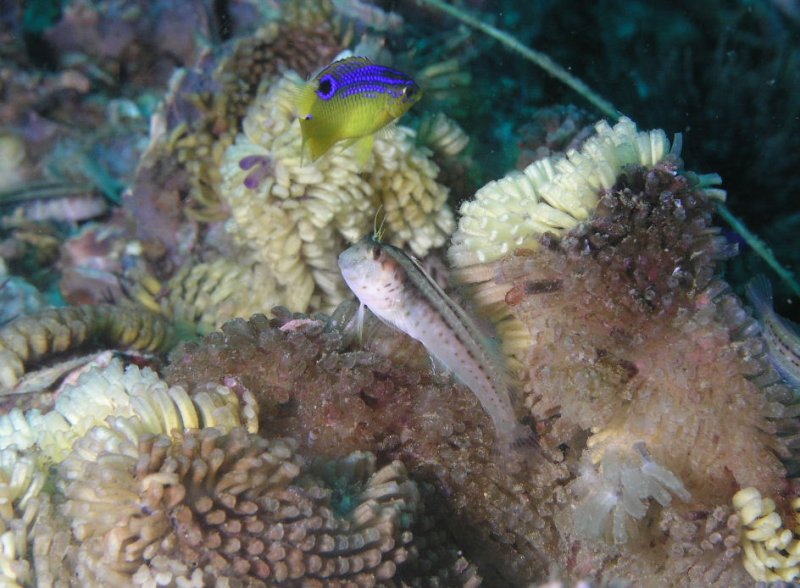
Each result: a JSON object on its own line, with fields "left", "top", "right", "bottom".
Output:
{"left": 494, "top": 421, "right": 547, "bottom": 473}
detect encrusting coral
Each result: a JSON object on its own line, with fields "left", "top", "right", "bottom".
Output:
{"left": 0, "top": 304, "right": 174, "bottom": 392}
{"left": 0, "top": 340, "right": 482, "bottom": 586}
{"left": 165, "top": 311, "right": 513, "bottom": 585}
{"left": 448, "top": 116, "right": 684, "bottom": 366}
{"left": 219, "top": 72, "right": 455, "bottom": 312}
{"left": 446, "top": 116, "right": 793, "bottom": 582}
{"left": 0, "top": 356, "right": 258, "bottom": 464}
{"left": 0, "top": 352, "right": 271, "bottom": 586}
{"left": 59, "top": 423, "right": 420, "bottom": 587}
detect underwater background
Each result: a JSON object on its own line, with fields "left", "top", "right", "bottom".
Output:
{"left": 0, "top": 0, "right": 799, "bottom": 586}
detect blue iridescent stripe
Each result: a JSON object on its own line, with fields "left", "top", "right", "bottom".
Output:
{"left": 316, "top": 61, "right": 414, "bottom": 101}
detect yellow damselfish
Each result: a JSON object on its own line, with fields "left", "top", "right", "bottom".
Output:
{"left": 296, "top": 56, "right": 422, "bottom": 163}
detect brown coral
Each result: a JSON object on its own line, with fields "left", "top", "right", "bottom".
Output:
{"left": 507, "top": 161, "right": 787, "bottom": 502}
{"left": 60, "top": 423, "right": 420, "bottom": 587}
{"left": 446, "top": 119, "right": 791, "bottom": 582}
{"left": 165, "top": 311, "right": 565, "bottom": 585}
{"left": 163, "top": 120, "right": 794, "bottom": 586}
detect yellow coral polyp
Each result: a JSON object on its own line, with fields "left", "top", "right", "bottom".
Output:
{"left": 417, "top": 112, "right": 470, "bottom": 157}
{"left": 733, "top": 487, "right": 800, "bottom": 582}
{"left": 449, "top": 117, "right": 671, "bottom": 271}
{"left": 0, "top": 449, "right": 45, "bottom": 587}
{"left": 0, "top": 358, "right": 258, "bottom": 464}
{"left": 220, "top": 71, "right": 454, "bottom": 313}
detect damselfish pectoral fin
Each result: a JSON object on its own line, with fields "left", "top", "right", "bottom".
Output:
{"left": 332, "top": 134, "right": 375, "bottom": 168}
{"left": 305, "top": 133, "right": 339, "bottom": 162}
{"left": 352, "top": 134, "right": 375, "bottom": 167}
{"left": 376, "top": 121, "right": 398, "bottom": 143}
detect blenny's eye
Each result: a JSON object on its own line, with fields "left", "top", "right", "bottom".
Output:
{"left": 371, "top": 245, "right": 381, "bottom": 260}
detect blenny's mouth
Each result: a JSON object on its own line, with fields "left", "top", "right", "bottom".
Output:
{"left": 337, "top": 250, "right": 367, "bottom": 280}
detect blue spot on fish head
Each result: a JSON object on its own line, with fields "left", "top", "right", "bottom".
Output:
{"left": 316, "top": 74, "right": 337, "bottom": 100}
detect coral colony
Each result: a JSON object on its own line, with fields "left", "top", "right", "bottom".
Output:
{"left": 0, "top": 0, "right": 798, "bottom": 586}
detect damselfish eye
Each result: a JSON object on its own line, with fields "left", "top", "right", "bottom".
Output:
{"left": 316, "top": 75, "right": 336, "bottom": 100}
{"left": 371, "top": 245, "right": 381, "bottom": 260}
{"left": 403, "top": 86, "right": 416, "bottom": 98}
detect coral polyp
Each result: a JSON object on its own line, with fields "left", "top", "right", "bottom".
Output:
{"left": 2, "top": 0, "right": 797, "bottom": 585}
{"left": 447, "top": 117, "right": 691, "bottom": 368}
{"left": 60, "top": 424, "right": 420, "bottom": 586}
{"left": 571, "top": 439, "right": 691, "bottom": 545}
{"left": 733, "top": 487, "right": 800, "bottom": 582}
{"left": 0, "top": 304, "right": 174, "bottom": 392}
{"left": 441, "top": 116, "right": 793, "bottom": 584}
{"left": 219, "top": 72, "right": 454, "bottom": 312}
{"left": 448, "top": 117, "right": 673, "bottom": 270}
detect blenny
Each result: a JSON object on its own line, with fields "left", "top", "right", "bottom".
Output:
{"left": 296, "top": 56, "right": 421, "bottom": 163}
{"left": 338, "top": 234, "right": 533, "bottom": 455}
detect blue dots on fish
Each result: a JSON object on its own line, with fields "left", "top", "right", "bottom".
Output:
{"left": 296, "top": 56, "right": 422, "bottom": 163}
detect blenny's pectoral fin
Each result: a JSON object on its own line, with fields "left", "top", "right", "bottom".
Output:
{"left": 427, "top": 354, "right": 454, "bottom": 380}
{"left": 355, "top": 301, "right": 366, "bottom": 344}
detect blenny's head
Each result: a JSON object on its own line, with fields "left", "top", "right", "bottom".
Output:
{"left": 339, "top": 234, "right": 387, "bottom": 280}
{"left": 338, "top": 235, "right": 402, "bottom": 305}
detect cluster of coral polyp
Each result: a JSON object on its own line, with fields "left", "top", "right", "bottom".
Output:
{"left": 164, "top": 118, "right": 798, "bottom": 585}
{"left": 446, "top": 117, "right": 795, "bottom": 583}
{"left": 61, "top": 425, "right": 419, "bottom": 587}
